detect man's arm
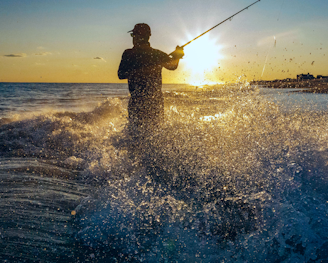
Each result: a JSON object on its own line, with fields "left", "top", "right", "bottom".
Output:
{"left": 118, "top": 50, "right": 131, "bottom": 79}
{"left": 163, "top": 46, "right": 184, "bottom": 70}
{"left": 164, "top": 57, "right": 180, "bottom": 70}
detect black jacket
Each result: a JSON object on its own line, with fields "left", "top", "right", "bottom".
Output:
{"left": 118, "top": 43, "right": 177, "bottom": 99}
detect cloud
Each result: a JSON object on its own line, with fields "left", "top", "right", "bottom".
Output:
{"left": 3, "top": 53, "right": 27, "bottom": 58}
{"left": 34, "top": 52, "right": 52, "bottom": 56}
{"left": 94, "top": 56, "right": 106, "bottom": 62}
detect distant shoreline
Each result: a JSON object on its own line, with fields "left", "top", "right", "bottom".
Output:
{"left": 251, "top": 79, "right": 328, "bottom": 94}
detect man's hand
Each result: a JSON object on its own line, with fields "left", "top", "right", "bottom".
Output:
{"left": 171, "top": 46, "right": 184, "bottom": 59}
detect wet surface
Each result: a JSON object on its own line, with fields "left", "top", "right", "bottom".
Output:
{"left": 0, "top": 158, "right": 90, "bottom": 262}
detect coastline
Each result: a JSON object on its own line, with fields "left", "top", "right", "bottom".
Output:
{"left": 251, "top": 78, "right": 328, "bottom": 93}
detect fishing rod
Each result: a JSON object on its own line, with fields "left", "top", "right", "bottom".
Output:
{"left": 171, "top": 0, "right": 261, "bottom": 55}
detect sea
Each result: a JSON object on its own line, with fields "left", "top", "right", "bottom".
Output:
{"left": 1, "top": 82, "right": 328, "bottom": 262}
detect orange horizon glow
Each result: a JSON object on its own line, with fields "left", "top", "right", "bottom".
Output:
{"left": 0, "top": 0, "right": 327, "bottom": 84}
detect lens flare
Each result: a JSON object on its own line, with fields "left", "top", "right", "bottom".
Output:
{"left": 182, "top": 34, "right": 224, "bottom": 85}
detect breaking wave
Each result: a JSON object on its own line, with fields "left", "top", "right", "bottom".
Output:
{"left": 1, "top": 84, "right": 328, "bottom": 262}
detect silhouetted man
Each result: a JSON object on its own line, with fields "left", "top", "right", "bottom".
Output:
{"left": 118, "top": 23, "right": 184, "bottom": 129}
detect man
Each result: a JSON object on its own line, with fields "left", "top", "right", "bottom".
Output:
{"left": 118, "top": 23, "right": 184, "bottom": 129}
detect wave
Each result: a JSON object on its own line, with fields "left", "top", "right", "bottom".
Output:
{"left": 1, "top": 85, "right": 328, "bottom": 262}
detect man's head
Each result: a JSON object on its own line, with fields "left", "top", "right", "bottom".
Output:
{"left": 128, "top": 23, "right": 151, "bottom": 45}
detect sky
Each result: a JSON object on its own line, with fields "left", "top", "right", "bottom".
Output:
{"left": 0, "top": 0, "right": 327, "bottom": 84}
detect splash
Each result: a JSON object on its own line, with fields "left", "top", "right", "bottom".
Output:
{"left": 1, "top": 84, "right": 328, "bottom": 262}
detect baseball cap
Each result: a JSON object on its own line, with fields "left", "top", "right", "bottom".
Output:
{"left": 128, "top": 23, "right": 151, "bottom": 37}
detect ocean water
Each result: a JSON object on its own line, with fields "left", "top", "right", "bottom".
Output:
{"left": 1, "top": 82, "right": 328, "bottom": 262}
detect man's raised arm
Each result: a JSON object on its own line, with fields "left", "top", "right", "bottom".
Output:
{"left": 164, "top": 46, "right": 184, "bottom": 70}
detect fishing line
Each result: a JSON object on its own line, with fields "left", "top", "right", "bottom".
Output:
{"left": 261, "top": 0, "right": 284, "bottom": 79}
{"left": 261, "top": 36, "right": 276, "bottom": 78}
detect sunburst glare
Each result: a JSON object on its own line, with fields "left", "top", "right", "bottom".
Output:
{"left": 181, "top": 34, "right": 224, "bottom": 85}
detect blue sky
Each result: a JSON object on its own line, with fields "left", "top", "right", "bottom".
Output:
{"left": 0, "top": 0, "right": 327, "bottom": 83}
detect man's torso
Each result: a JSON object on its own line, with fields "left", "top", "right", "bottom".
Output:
{"left": 119, "top": 44, "right": 170, "bottom": 98}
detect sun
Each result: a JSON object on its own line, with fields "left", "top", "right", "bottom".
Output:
{"left": 181, "top": 34, "right": 224, "bottom": 85}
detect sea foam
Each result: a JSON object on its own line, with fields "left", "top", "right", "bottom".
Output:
{"left": 1, "top": 84, "right": 328, "bottom": 262}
